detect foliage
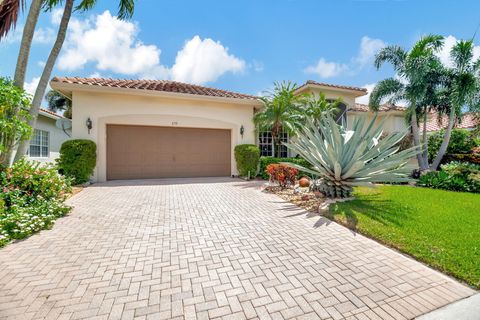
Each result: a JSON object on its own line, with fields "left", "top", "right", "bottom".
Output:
{"left": 369, "top": 34, "right": 446, "bottom": 170}
{"left": 303, "top": 92, "right": 341, "bottom": 122}
{"left": 284, "top": 115, "right": 421, "bottom": 198}
{"left": 45, "top": 90, "right": 71, "bottom": 119}
{"left": 57, "top": 139, "right": 96, "bottom": 184}
{"left": 253, "top": 81, "right": 304, "bottom": 157}
{"left": 258, "top": 156, "right": 312, "bottom": 180}
{"left": 418, "top": 161, "right": 480, "bottom": 193}
{"left": 234, "top": 144, "right": 260, "bottom": 178}
{"left": 428, "top": 129, "right": 476, "bottom": 161}
{"left": 329, "top": 185, "right": 480, "bottom": 288}
{"left": 0, "top": 159, "right": 71, "bottom": 247}
{"left": 442, "top": 153, "right": 480, "bottom": 165}
{"left": 0, "top": 77, "right": 32, "bottom": 166}
{"left": 266, "top": 164, "right": 298, "bottom": 188}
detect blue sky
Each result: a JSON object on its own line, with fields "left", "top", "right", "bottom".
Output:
{"left": 1, "top": 0, "right": 480, "bottom": 104}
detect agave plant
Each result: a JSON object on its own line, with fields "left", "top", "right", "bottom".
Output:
{"left": 283, "top": 115, "right": 421, "bottom": 198}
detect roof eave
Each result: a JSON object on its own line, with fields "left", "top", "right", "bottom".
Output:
{"left": 295, "top": 84, "right": 367, "bottom": 98}
{"left": 50, "top": 81, "right": 262, "bottom": 106}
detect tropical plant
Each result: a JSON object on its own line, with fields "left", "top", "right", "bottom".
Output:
{"left": 428, "top": 128, "right": 476, "bottom": 161}
{"left": 370, "top": 34, "right": 445, "bottom": 171}
{"left": 266, "top": 164, "right": 298, "bottom": 188}
{"left": 0, "top": 77, "right": 32, "bottom": 166}
{"left": 429, "top": 40, "right": 480, "bottom": 170}
{"left": 284, "top": 115, "right": 421, "bottom": 198}
{"left": 303, "top": 92, "right": 341, "bottom": 122}
{"left": 253, "top": 81, "right": 304, "bottom": 157}
{"left": 12, "top": 0, "right": 137, "bottom": 162}
{"left": 418, "top": 161, "right": 480, "bottom": 193}
{"left": 45, "top": 90, "right": 72, "bottom": 119}
{"left": 0, "top": 0, "right": 25, "bottom": 39}
{"left": 258, "top": 156, "right": 312, "bottom": 180}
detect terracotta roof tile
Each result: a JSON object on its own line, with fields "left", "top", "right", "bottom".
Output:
{"left": 51, "top": 77, "right": 259, "bottom": 101}
{"left": 298, "top": 80, "right": 368, "bottom": 93}
{"left": 348, "top": 103, "right": 407, "bottom": 112}
{"left": 424, "top": 112, "right": 479, "bottom": 132}
{"left": 39, "top": 108, "right": 63, "bottom": 118}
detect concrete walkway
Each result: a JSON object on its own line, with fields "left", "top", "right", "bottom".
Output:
{"left": 0, "top": 178, "right": 475, "bottom": 319}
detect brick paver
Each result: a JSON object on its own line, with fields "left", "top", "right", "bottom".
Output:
{"left": 0, "top": 178, "right": 475, "bottom": 319}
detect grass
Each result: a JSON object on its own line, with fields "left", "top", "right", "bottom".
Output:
{"left": 328, "top": 185, "right": 480, "bottom": 288}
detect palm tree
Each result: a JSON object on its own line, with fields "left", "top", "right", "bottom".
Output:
{"left": 13, "top": 0, "right": 136, "bottom": 162}
{"left": 369, "top": 35, "right": 445, "bottom": 171}
{"left": 46, "top": 90, "right": 71, "bottom": 119}
{"left": 302, "top": 92, "right": 341, "bottom": 123}
{"left": 430, "top": 40, "right": 480, "bottom": 170}
{"left": 0, "top": 0, "right": 24, "bottom": 39}
{"left": 253, "top": 81, "right": 304, "bottom": 157}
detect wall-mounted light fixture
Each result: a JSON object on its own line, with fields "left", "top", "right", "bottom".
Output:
{"left": 86, "top": 117, "right": 92, "bottom": 134}
{"left": 240, "top": 125, "right": 244, "bottom": 138}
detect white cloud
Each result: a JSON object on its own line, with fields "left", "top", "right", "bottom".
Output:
{"left": 355, "top": 83, "right": 376, "bottom": 105}
{"left": 436, "top": 35, "right": 480, "bottom": 67}
{"left": 355, "top": 36, "right": 386, "bottom": 67}
{"left": 305, "top": 36, "right": 385, "bottom": 79}
{"left": 33, "top": 27, "right": 55, "bottom": 44}
{"left": 57, "top": 11, "right": 245, "bottom": 85}
{"left": 170, "top": 36, "right": 245, "bottom": 84}
{"left": 58, "top": 11, "right": 161, "bottom": 75}
{"left": 51, "top": 8, "right": 64, "bottom": 25}
{"left": 37, "top": 61, "right": 46, "bottom": 67}
{"left": 0, "top": 25, "right": 23, "bottom": 44}
{"left": 304, "top": 58, "right": 349, "bottom": 78}
{"left": 24, "top": 77, "right": 40, "bottom": 96}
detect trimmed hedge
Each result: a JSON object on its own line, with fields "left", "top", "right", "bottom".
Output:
{"left": 258, "top": 156, "right": 312, "bottom": 180}
{"left": 57, "top": 139, "right": 96, "bottom": 184}
{"left": 234, "top": 144, "right": 260, "bottom": 178}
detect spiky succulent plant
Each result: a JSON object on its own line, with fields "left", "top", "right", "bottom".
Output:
{"left": 283, "top": 115, "right": 421, "bottom": 198}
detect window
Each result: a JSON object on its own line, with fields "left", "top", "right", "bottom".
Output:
{"left": 29, "top": 129, "right": 49, "bottom": 158}
{"left": 258, "top": 131, "right": 288, "bottom": 157}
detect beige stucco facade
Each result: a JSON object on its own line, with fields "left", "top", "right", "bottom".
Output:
{"left": 62, "top": 87, "right": 259, "bottom": 182}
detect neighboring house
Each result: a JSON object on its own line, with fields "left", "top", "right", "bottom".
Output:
{"left": 424, "top": 112, "right": 479, "bottom": 132}
{"left": 50, "top": 77, "right": 407, "bottom": 182}
{"left": 26, "top": 108, "right": 71, "bottom": 163}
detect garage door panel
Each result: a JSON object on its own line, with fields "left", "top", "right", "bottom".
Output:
{"left": 107, "top": 125, "right": 231, "bottom": 180}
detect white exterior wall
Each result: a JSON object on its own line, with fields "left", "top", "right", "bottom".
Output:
{"left": 27, "top": 115, "right": 70, "bottom": 164}
{"left": 71, "top": 91, "right": 257, "bottom": 182}
{"left": 347, "top": 112, "right": 408, "bottom": 133}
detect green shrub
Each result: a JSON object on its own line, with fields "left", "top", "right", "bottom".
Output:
{"left": 442, "top": 153, "right": 480, "bottom": 165}
{"left": 1, "top": 159, "right": 72, "bottom": 247}
{"left": 258, "top": 156, "right": 312, "bottom": 180}
{"left": 418, "top": 161, "right": 480, "bottom": 193}
{"left": 428, "top": 129, "right": 476, "bottom": 161}
{"left": 234, "top": 144, "right": 260, "bottom": 178}
{"left": 57, "top": 139, "right": 96, "bottom": 184}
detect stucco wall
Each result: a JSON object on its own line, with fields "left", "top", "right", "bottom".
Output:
{"left": 27, "top": 115, "right": 70, "bottom": 164}
{"left": 347, "top": 112, "right": 408, "bottom": 133}
{"left": 72, "top": 91, "right": 257, "bottom": 182}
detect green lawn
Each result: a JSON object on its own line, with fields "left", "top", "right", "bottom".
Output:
{"left": 329, "top": 185, "right": 480, "bottom": 288}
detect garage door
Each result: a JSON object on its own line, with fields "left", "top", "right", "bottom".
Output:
{"left": 107, "top": 125, "right": 231, "bottom": 180}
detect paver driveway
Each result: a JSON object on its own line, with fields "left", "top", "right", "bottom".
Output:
{"left": 0, "top": 178, "right": 475, "bottom": 320}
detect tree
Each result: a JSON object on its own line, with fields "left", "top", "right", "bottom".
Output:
{"left": 302, "top": 92, "right": 341, "bottom": 122}
{"left": 253, "top": 81, "right": 304, "bottom": 157}
{"left": 0, "top": 77, "right": 32, "bottom": 166}
{"left": 45, "top": 90, "right": 71, "bottom": 119}
{"left": 0, "top": 0, "right": 25, "bottom": 39}
{"left": 13, "top": 0, "right": 136, "bottom": 162}
{"left": 429, "top": 40, "right": 480, "bottom": 170}
{"left": 369, "top": 35, "right": 445, "bottom": 171}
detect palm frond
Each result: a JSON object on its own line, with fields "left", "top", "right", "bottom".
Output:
{"left": 374, "top": 45, "right": 407, "bottom": 70}
{"left": 369, "top": 78, "right": 405, "bottom": 111}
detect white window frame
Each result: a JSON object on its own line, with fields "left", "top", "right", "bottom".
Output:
{"left": 28, "top": 129, "right": 49, "bottom": 158}
{"left": 258, "top": 131, "right": 289, "bottom": 157}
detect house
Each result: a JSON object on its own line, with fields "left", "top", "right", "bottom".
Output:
{"left": 424, "top": 112, "right": 479, "bottom": 132}
{"left": 50, "top": 77, "right": 407, "bottom": 182}
{"left": 26, "top": 108, "right": 71, "bottom": 163}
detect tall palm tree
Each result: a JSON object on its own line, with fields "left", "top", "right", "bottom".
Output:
{"left": 253, "top": 81, "right": 304, "bottom": 157}
{"left": 369, "top": 35, "right": 444, "bottom": 171}
{"left": 13, "top": 0, "right": 136, "bottom": 162}
{"left": 430, "top": 40, "right": 480, "bottom": 170}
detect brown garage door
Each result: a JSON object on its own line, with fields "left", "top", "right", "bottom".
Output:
{"left": 107, "top": 125, "right": 231, "bottom": 180}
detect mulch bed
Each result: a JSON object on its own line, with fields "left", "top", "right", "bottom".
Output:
{"left": 263, "top": 185, "right": 325, "bottom": 214}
